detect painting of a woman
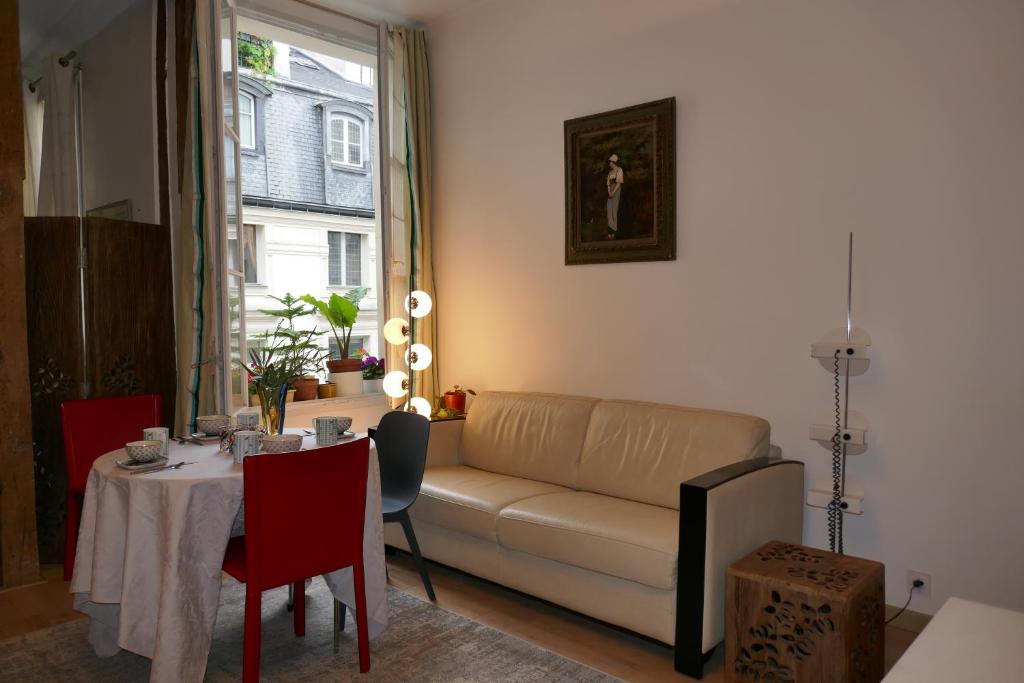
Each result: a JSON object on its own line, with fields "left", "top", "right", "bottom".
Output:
{"left": 606, "top": 154, "right": 624, "bottom": 239}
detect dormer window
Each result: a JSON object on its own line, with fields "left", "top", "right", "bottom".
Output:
{"left": 239, "top": 92, "right": 256, "bottom": 149}
{"left": 329, "top": 113, "right": 363, "bottom": 167}
{"left": 321, "top": 101, "right": 371, "bottom": 172}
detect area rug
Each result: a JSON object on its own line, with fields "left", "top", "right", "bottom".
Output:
{"left": 0, "top": 579, "right": 619, "bottom": 681}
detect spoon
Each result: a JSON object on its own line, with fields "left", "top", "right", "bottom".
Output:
{"left": 131, "top": 461, "right": 196, "bottom": 476}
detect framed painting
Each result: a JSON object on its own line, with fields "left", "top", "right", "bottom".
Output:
{"left": 564, "top": 97, "right": 675, "bottom": 265}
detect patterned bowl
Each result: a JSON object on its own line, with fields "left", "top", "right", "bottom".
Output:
{"left": 336, "top": 417, "right": 353, "bottom": 434}
{"left": 195, "top": 415, "right": 232, "bottom": 436}
{"left": 125, "top": 440, "right": 164, "bottom": 464}
{"left": 262, "top": 434, "right": 303, "bottom": 454}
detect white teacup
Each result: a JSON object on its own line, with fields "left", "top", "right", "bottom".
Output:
{"left": 313, "top": 416, "right": 340, "bottom": 446}
{"left": 235, "top": 411, "right": 260, "bottom": 429}
{"left": 125, "top": 440, "right": 164, "bottom": 464}
{"left": 232, "top": 430, "right": 262, "bottom": 464}
{"left": 143, "top": 427, "right": 169, "bottom": 458}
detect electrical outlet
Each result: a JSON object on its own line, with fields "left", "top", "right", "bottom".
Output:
{"left": 907, "top": 570, "right": 931, "bottom": 598}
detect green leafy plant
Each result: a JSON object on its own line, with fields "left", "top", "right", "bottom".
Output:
{"left": 257, "top": 293, "right": 325, "bottom": 378}
{"left": 238, "top": 33, "right": 275, "bottom": 76}
{"left": 300, "top": 288, "right": 368, "bottom": 360}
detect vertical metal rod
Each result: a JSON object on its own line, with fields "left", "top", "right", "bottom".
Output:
{"left": 839, "top": 233, "right": 853, "bottom": 549}
{"left": 74, "top": 64, "right": 91, "bottom": 398}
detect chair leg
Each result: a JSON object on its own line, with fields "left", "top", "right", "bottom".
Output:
{"left": 399, "top": 511, "right": 436, "bottom": 601}
{"left": 353, "top": 559, "right": 370, "bottom": 673}
{"left": 287, "top": 583, "right": 294, "bottom": 611}
{"left": 333, "top": 599, "right": 347, "bottom": 652}
{"left": 243, "top": 586, "right": 262, "bottom": 683}
{"left": 64, "top": 494, "right": 80, "bottom": 582}
{"left": 293, "top": 580, "right": 305, "bottom": 636}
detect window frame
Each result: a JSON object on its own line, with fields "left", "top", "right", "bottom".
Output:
{"left": 238, "top": 91, "right": 256, "bottom": 149}
{"left": 321, "top": 101, "right": 371, "bottom": 173}
{"left": 327, "top": 229, "right": 364, "bottom": 288}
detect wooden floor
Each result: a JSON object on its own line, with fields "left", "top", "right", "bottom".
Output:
{"left": 1, "top": 560, "right": 920, "bottom": 682}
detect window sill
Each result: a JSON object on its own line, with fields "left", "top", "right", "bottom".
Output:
{"left": 328, "top": 162, "right": 369, "bottom": 174}
{"left": 241, "top": 148, "right": 261, "bottom": 157}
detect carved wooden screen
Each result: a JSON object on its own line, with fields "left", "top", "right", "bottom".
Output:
{"left": 24, "top": 216, "right": 176, "bottom": 562}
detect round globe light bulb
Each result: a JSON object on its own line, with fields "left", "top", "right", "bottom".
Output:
{"left": 408, "top": 396, "right": 432, "bottom": 417}
{"left": 404, "top": 290, "right": 433, "bottom": 319}
{"left": 382, "top": 371, "right": 409, "bottom": 398}
{"left": 383, "top": 317, "right": 410, "bottom": 345}
{"left": 405, "top": 343, "right": 433, "bottom": 371}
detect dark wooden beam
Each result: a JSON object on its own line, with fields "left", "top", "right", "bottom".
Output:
{"left": 0, "top": 0, "right": 41, "bottom": 587}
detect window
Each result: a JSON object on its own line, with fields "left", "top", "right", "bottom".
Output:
{"left": 329, "top": 113, "right": 362, "bottom": 167}
{"left": 328, "top": 231, "right": 362, "bottom": 286}
{"left": 239, "top": 92, "right": 255, "bottom": 149}
{"left": 329, "top": 335, "right": 368, "bottom": 359}
{"left": 228, "top": 224, "right": 262, "bottom": 284}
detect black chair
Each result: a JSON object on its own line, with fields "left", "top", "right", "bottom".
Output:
{"left": 376, "top": 410, "right": 436, "bottom": 601}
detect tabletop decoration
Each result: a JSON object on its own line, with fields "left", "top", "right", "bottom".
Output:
{"left": 219, "top": 424, "right": 268, "bottom": 453}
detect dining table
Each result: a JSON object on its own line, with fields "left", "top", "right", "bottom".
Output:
{"left": 69, "top": 429, "right": 388, "bottom": 683}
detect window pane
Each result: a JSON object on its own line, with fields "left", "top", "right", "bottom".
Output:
{"left": 243, "top": 224, "right": 259, "bottom": 283}
{"left": 346, "top": 121, "right": 361, "bottom": 165}
{"left": 345, "top": 233, "right": 361, "bottom": 286}
{"left": 239, "top": 93, "right": 253, "bottom": 114}
{"left": 330, "top": 116, "right": 345, "bottom": 159}
{"left": 239, "top": 112, "right": 253, "bottom": 148}
{"left": 327, "top": 231, "right": 342, "bottom": 285}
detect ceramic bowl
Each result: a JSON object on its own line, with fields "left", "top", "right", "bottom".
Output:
{"left": 195, "top": 415, "right": 232, "bottom": 436}
{"left": 262, "top": 434, "right": 303, "bottom": 454}
{"left": 125, "top": 440, "right": 164, "bottom": 464}
{"left": 336, "top": 417, "right": 353, "bottom": 434}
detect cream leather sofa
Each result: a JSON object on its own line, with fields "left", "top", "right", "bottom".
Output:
{"left": 383, "top": 391, "right": 804, "bottom": 678}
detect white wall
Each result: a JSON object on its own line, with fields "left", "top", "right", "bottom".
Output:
{"left": 427, "top": 0, "right": 1024, "bottom": 614}
{"left": 78, "top": 0, "right": 158, "bottom": 223}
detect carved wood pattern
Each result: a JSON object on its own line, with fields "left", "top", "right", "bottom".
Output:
{"left": 24, "top": 217, "right": 176, "bottom": 563}
{"left": 727, "top": 542, "right": 885, "bottom": 683}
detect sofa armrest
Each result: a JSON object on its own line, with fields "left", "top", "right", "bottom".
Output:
{"left": 426, "top": 417, "right": 465, "bottom": 468}
{"left": 674, "top": 458, "right": 804, "bottom": 678}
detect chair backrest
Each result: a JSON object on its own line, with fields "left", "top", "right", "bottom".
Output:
{"left": 374, "top": 410, "right": 430, "bottom": 510}
{"left": 61, "top": 394, "right": 164, "bottom": 495}
{"left": 242, "top": 438, "right": 370, "bottom": 591}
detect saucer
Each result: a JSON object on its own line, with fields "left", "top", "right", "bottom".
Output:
{"left": 116, "top": 456, "right": 169, "bottom": 471}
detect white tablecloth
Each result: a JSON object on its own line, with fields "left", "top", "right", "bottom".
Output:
{"left": 69, "top": 431, "right": 388, "bottom": 683}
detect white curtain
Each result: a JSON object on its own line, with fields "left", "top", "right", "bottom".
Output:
{"left": 22, "top": 82, "right": 44, "bottom": 216}
{"left": 36, "top": 55, "right": 79, "bottom": 216}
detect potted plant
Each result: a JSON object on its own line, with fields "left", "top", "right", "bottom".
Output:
{"left": 243, "top": 334, "right": 307, "bottom": 433}
{"left": 360, "top": 352, "right": 385, "bottom": 394}
{"left": 257, "top": 293, "right": 325, "bottom": 401}
{"left": 442, "top": 385, "right": 477, "bottom": 415}
{"left": 300, "top": 288, "right": 368, "bottom": 396}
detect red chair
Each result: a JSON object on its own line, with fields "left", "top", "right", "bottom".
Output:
{"left": 222, "top": 439, "right": 371, "bottom": 681}
{"left": 60, "top": 394, "right": 163, "bottom": 580}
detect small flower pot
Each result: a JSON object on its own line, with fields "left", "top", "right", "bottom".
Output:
{"left": 362, "top": 378, "right": 383, "bottom": 394}
{"left": 291, "top": 376, "right": 320, "bottom": 401}
{"left": 317, "top": 383, "right": 338, "bottom": 399}
{"left": 443, "top": 391, "right": 468, "bottom": 414}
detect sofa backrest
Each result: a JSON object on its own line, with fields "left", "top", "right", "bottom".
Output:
{"left": 577, "top": 399, "right": 771, "bottom": 509}
{"left": 461, "top": 392, "right": 597, "bottom": 488}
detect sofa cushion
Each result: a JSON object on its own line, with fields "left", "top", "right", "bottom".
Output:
{"left": 461, "top": 392, "right": 598, "bottom": 488}
{"left": 495, "top": 491, "right": 678, "bottom": 590}
{"left": 410, "top": 465, "right": 570, "bottom": 542}
{"left": 578, "top": 399, "right": 770, "bottom": 509}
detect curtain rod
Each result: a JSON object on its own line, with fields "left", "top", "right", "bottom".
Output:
{"left": 288, "top": 0, "right": 378, "bottom": 29}
{"left": 27, "top": 51, "right": 79, "bottom": 92}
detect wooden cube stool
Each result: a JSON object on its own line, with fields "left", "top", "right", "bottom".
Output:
{"left": 726, "top": 541, "right": 885, "bottom": 683}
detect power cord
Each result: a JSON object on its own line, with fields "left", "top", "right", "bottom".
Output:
{"left": 886, "top": 579, "right": 925, "bottom": 625}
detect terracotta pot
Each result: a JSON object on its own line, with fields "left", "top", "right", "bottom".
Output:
{"left": 326, "top": 358, "right": 362, "bottom": 374}
{"left": 291, "top": 376, "right": 319, "bottom": 401}
{"left": 317, "top": 383, "right": 337, "bottom": 399}
{"left": 443, "top": 391, "right": 468, "bottom": 414}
